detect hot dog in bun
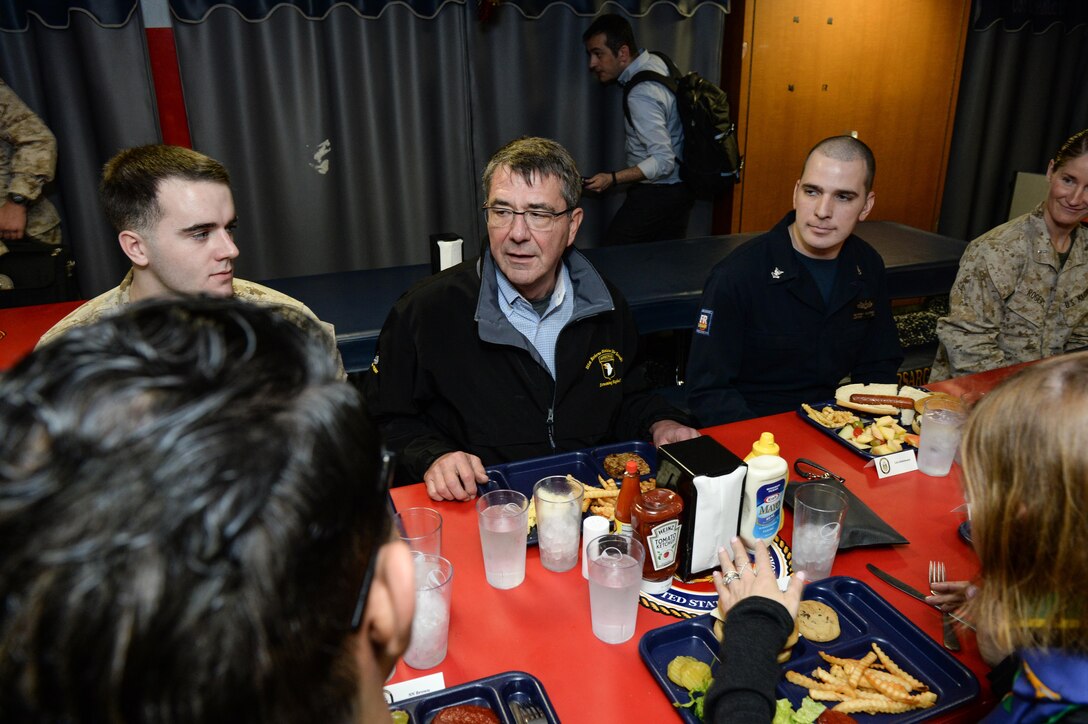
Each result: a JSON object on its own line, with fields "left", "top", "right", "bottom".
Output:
{"left": 835, "top": 383, "right": 929, "bottom": 424}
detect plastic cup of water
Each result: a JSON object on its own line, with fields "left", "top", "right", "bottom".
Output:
{"left": 477, "top": 490, "right": 529, "bottom": 589}
{"left": 403, "top": 553, "right": 454, "bottom": 669}
{"left": 533, "top": 476, "right": 584, "bottom": 573}
{"left": 587, "top": 534, "right": 645, "bottom": 644}
{"left": 791, "top": 483, "right": 848, "bottom": 581}
{"left": 394, "top": 507, "right": 442, "bottom": 556}
{"left": 917, "top": 396, "right": 966, "bottom": 477}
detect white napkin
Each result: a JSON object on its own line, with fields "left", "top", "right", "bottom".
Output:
{"left": 436, "top": 238, "right": 463, "bottom": 270}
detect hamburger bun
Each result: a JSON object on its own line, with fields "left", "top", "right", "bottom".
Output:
{"left": 912, "top": 390, "right": 959, "bottom": 414}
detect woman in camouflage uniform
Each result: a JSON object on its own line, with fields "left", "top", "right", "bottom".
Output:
{"left": 931, "top": 129, "right": 1088, "bottom": 381}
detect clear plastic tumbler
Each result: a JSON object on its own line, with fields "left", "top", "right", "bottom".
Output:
{"left": 477, "top": 489, "right": 529, "bottom": 589}
{"left": 917, "top": 397, "right": 967, "bottom": 477}
{"left": 791, "top": 483, "right": 848, "bottom": 581}
{"left": 587, "top": 534, "right": 645, "bottom": 644}
{"left": 403, "top": 553, "right": 453, "bottom": 669}
{"left": 533, "top": 476, "right": 584, "bottom": 572}
{"left": 394, "top": 507, "right": 443, "bottom": 556}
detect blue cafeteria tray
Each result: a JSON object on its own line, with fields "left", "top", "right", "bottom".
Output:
{"left": 795, "top": 401, "right": 918, "bottom": 460}
{"left": 389, "top": 670, "right": 559, "bottom": 724}
{"left": 639, "top": 576, "right": 980, "bottom": 723}
{"left": 481, "top": 441, "right": 658, "bottom": 545}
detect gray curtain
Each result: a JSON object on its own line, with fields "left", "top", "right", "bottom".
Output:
{"left": 0, "top": 4, "right": 161, "bottom": 296}
{"left": 172, "top": 1, "right": 727, "bottom": 282}
{"left": 467, "top": 2, "right": 724, "bottom": 251}
{"left": 174, "top": 4, "right": 478, "bottom": 278}
{"left": 938, "top": 14, "right": 1088, "bottom": 243}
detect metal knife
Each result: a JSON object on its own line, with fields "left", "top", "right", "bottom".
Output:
{"left": 866, "top": 563, "right": 975, "bottom": 631}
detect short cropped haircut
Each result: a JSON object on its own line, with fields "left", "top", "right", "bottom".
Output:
{"left": 804, "top": 136, "right": 876, "bottom": 193}
{"left": 0, "top": 298, "right": 389, "bottom": 723}
{"left": 100, "top": 144, "right": 232, "bottom": 236}
{"left": 960, "top": 351, "right": 1088, "bottom": 655}
{"left": 482, "top": 136, "right": 583, "bottom": 212}
{"left": 582, "top": 13, "right": 637, "bottom": 57}
{"left": 1053, "top": 128, "right": 1088, "bottom": 171}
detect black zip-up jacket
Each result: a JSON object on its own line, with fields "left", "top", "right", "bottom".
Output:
{"left": 364, "top": 248, "right": 690, "bottom": 482}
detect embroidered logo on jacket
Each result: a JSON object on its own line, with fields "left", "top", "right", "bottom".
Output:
{"left": 587, "top": 349, "right": 622, "bottom": 387}
{"left": 771, "top": 267, "right": 784, "bottom": 279}
{"left": 696, "top": 309, "right": 713, "bottom": 335}
{"left": 852, "top": 299, "right": 876, "bottom": 320}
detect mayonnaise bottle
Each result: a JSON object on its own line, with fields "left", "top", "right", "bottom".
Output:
{"left": 739, "top": 454, "right": 788, "bottom": 551}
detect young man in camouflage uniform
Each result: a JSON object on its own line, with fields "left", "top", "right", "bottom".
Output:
{"left": 36, "top": 144, "right": 345, "bottom": 378}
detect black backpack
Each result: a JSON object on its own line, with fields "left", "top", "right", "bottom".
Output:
{"left": 622, "top": 51, "right": 743, "bottom": 200}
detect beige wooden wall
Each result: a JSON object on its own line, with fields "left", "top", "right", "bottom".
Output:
{"left": 723, "top": 0, "right": 971, "bottom": 234}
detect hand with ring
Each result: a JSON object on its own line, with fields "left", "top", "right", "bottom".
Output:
{"left": 712, "top": 537, "right": 805, "bottom": 621}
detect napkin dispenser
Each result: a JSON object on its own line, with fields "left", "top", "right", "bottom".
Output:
{"left": 657, "top": 436, "right": 747, "bottom": 581}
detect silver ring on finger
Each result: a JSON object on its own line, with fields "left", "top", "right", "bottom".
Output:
{"left": 722, "top": 570, "right": 741, "bottom": 585}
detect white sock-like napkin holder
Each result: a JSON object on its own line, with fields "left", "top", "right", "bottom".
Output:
{"left": 656, "top": 436, "right": 747, "bottom": 581}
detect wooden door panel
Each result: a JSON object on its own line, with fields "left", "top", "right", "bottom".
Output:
{"left": 736, "top": 0, "right": 970, "bottom": 233}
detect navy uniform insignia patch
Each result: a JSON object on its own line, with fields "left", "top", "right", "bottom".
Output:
{"left": 696, "top": 309, "right": 713, "bottom": 336}
{"left": 852, "top": 298, "right": 876, "bottom": 320}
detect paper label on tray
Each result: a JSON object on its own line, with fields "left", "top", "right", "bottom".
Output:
{"left": 871, "top": 449, "right": 918, "bottom": 478}
{"left": 383, "top": 672, "right": 445, "bottom": 704}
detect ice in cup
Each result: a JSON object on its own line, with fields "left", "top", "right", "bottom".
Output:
{"left": 533, "top": 476, "right": 584, "bottom": 572}
{"left": 403, "top": 553, "right": 453, "bottom": 669}
{"left": 477, "top": 489, "right": 529, "bottom": 589}
{"left": 791, "top": 483, "right": 848, "bottom": 581}
{"left": 395, "top": 507, "right": 443, "bottom": 556}
{"left": 917, "top": 397, "right": 967, "bottom": 477}
{"left": 587, "top": 534, "right": 645, "bottom": 644}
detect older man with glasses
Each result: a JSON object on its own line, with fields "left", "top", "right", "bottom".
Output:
{"left": 365, "top": 136, "right": 699, "bottom": 501}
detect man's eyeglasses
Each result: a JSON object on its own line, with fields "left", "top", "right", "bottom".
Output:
{"left": 483, "top": 206, "right": 573, "bottom": 232}
{"left": 349, "top": 448, "right": 397, "bottom": 632}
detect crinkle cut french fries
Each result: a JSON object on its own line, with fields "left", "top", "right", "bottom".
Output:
{"left": 784, "top": 642, "right": 937, "bottom": 715}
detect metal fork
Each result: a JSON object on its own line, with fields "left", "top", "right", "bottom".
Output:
{"left": 929, "top": 560, "right": 961, "bottom": 651}
{"left": 510, "top": 700, "right": 548, "bottom": 724}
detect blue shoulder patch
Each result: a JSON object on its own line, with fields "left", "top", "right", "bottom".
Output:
{"left": 695, "top": 309, "right": 713, "bottom": 336}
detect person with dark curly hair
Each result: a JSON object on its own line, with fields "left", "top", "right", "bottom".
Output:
{"left": 1, "top": 298, "right": 414, "bottom": 723}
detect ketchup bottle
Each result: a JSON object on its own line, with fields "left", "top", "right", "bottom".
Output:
{"left": 614, "top": 459, "right": 642, "bottom": 538}
{"left": 631, "top": 488, "right": 684, "bottom": 594}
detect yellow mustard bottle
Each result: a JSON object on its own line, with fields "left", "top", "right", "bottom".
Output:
{"left": 743, "top": 431, "right": 780, "bottom": 461}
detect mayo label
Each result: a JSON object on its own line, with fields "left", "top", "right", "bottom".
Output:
{"left": 752, "top": 478, "right": 785, "bottom": 540}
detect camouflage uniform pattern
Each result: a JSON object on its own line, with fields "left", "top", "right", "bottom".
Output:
{"left": 0, "top": 78, "right": 61, "bottom": 254}
{"left": 931, "top": 204, "right": 1087, "bottom": 381}
{"left": 37, "top": 271, "right": 347, "bottom": 380}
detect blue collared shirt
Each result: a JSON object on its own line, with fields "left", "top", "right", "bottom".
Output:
{"left": 618, "top": 50, "right": 684, "bottom": 185}
{"left": 494, "top": 263, "right": 575, "bottom": 378}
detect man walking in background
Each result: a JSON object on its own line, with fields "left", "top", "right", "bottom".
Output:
{"left": 582, "top": 14, "right": 693, "bottom": 245}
